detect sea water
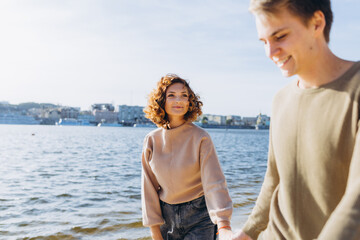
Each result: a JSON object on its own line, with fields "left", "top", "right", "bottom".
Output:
{"left": 0, "top": 125, "right": 269, "bottom": 240}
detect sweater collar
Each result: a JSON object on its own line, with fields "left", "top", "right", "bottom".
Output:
{"left": 162, "top": 121, "right": 193, "bottom": 134}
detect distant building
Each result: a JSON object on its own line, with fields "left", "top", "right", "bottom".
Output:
{"left": 92, "top": 103, "right": 115, "bottom": 112}
{"left": 60, "top": 107, "right": 80, "bottom": 119}
{"left": 0, "top": 101, "right": 271, "bottom": 128}
{"left": 40, "top": 107, "right": 80, "bottom": 121}
{"left": 226, "top": 115, "right": 242, "bottom": 126}
{"left": 28, "top": 108, "right": 43, "bottom": 117}
{"left": 45, "top": 109, "right": 61, "bottom": 120}
{"left": 78, "top": 111, "right": 95, "bottom": 125}
{"left": 0, "top": 102, "right": 16, "bottom": 113}
{"left": 242, "top": 117, "right": 257, "bottom": 127}
{"left": 202, "top": 114, "right": 226, "bottom": 125}
{"left": 118, "top": 105, "right": 147, "bottom": 124}
{"left": 92, "top": 103, "right": 117, "bottom": 124}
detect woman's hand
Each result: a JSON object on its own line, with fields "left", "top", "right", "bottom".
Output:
{"left": 217, "top": 222, "right": 233, "bottom": 240}
{"left": 150, "top": 225, "right": 163, "bottom": 240}
{"left": 219, "top": 228, "right": 233, "bottom": 240}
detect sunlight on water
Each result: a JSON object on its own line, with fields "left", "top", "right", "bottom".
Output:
{"left": 0, "top": 125, "right": 268, "bottom": 239}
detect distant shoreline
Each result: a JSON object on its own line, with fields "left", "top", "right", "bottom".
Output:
{"left": 198, "top": 123, "right": 269, "bottom": 130}
{"left": 0, "top": 122, "right": 270, "bottom": 130}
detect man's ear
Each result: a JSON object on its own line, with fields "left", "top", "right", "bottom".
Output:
{"left": 311, "top": 10, "right": 326, "bottom": 38}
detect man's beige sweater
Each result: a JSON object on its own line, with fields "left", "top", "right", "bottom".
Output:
{"left": 243, "top": 61, "right": 360, "bottom": 240}
{"left": 141, "top": 122, "right": 233, "bottom": 227}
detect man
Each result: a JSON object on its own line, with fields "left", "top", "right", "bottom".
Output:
{"left": 231, "top": 0, "right": 360, "bottom": 239}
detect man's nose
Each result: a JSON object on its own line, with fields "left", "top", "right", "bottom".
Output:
{"left": 266, "top": 42, "right": 280, "bottom": 59}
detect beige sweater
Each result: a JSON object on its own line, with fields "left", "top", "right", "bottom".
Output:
{"left": 141, "top": 122, "right": 233, "bottom": 227}
{"left": 243, "top": 61, "right": 360, "bottom": 240}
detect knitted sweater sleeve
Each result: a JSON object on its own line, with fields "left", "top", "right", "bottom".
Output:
{"left": 317, "top": 120, "right": 360, "bottom": 240}
{"left": 141, "top": 136, "right": 164, "bottom": 227}
{"left": 242, "top": 127, "right": 280, "bottom": 239}
{"left": 200, "top": 135, "right": 233, "bottom": 225}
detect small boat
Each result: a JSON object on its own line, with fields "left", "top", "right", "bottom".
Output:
{"left": 97, "top": 122, "right": 123, "bottom": 127}
{"left": 56, "top": 118, "right": 86, "bottom": 126}
{"left": 133, "top": 123, "right": 156, "bottom": 128}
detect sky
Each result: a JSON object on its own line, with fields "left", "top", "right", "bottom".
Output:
{"left": 1, "top": 0, "right": 359, "bottom": 117}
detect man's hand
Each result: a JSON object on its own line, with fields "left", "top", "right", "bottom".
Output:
{"left": 231, "top": 229, "right": 253, "bottom": 240}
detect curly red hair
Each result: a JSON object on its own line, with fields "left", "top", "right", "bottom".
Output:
{"left": 144, "top": 74, "right": 203, "bottom": 128}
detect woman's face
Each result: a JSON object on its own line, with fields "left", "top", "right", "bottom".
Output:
{"left": 164, "top": 83, "right": 189, "bottom": 120}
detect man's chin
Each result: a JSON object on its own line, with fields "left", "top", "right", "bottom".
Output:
{"left": 280, "top": 69, "right": 294, "bottom": 78}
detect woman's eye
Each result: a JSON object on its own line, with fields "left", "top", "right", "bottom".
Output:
{"left": 167, "top": 94, "right": 174, "bottom": 97}
{"left": 182, "top": 94, "right": 188, "bottom": 98}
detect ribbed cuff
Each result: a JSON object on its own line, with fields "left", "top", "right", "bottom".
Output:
{"left": 242, "top": 220, "right": 262, "bottom": 240}
{"left": 217, "top": 220, "right": 231, "bottom": 228}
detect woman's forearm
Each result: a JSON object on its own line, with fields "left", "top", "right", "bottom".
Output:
{"left": 150, "top": 225, "right": 163, "bottom": 240}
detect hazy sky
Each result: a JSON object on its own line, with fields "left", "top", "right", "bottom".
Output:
{"left": 1, "top": 0, "right": 359, "bottom": 116}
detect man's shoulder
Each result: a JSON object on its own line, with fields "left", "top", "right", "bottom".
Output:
{"left": 335, "top": 61, "right": 360, "bottom": 92}
{"left": 273, "top": 80, "right": 297, "bottom": 102}
{"left": 349, "top": 61, "right": 360, "bottom": 82}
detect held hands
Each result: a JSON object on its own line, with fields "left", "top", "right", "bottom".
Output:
{"left": 218, "top": 228, "right": 233, "bottom": 240}
{"left": 231, "top": 229, "right": 253, "bottom": 240}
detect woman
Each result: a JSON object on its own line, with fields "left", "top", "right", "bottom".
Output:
{"left": 141, "top": 74, "right": 233, "bottom": 240}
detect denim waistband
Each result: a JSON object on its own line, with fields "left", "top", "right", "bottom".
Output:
{"left": 160, "top": 195, "right": 205, "bottom": 207}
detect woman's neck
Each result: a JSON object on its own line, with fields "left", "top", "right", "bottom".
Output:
{"left": 168, "top": 117, "right": 186, "bottom": 129}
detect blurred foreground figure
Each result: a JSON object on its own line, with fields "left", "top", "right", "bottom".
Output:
{"left": 233, "top": 0, "right": 360, "bottom": 239}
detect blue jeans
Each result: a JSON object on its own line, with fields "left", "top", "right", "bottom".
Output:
{"left": 160, "top": 196, "right": 217, "bottom": 240}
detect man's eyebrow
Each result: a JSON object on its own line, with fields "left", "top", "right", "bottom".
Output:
{"left": 259, "top": 27, "right": 288, "bottom": 41}
{"left": 271, "top": 27, "right": 288, "bottom": 37}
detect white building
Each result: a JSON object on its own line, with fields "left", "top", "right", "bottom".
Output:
{"left": 226, "top": 115, "right": 242, "bottom": 125}
{"left": 78, "top": 111, "right": 96, "bottom": 124}
{"left": 242, "top": 117, "right": 257, "bottom": 127}
{"left": 202, "top": 114, "right": 226, "bottom": 125}
{"left": 60, "top": 107, "right": 80, "bottom": 119}
{"left": 118, "top": 105, "right": 146, "bottom": 124}
{"left": 92, "top": 104, "right": 117, "bottom": 123}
